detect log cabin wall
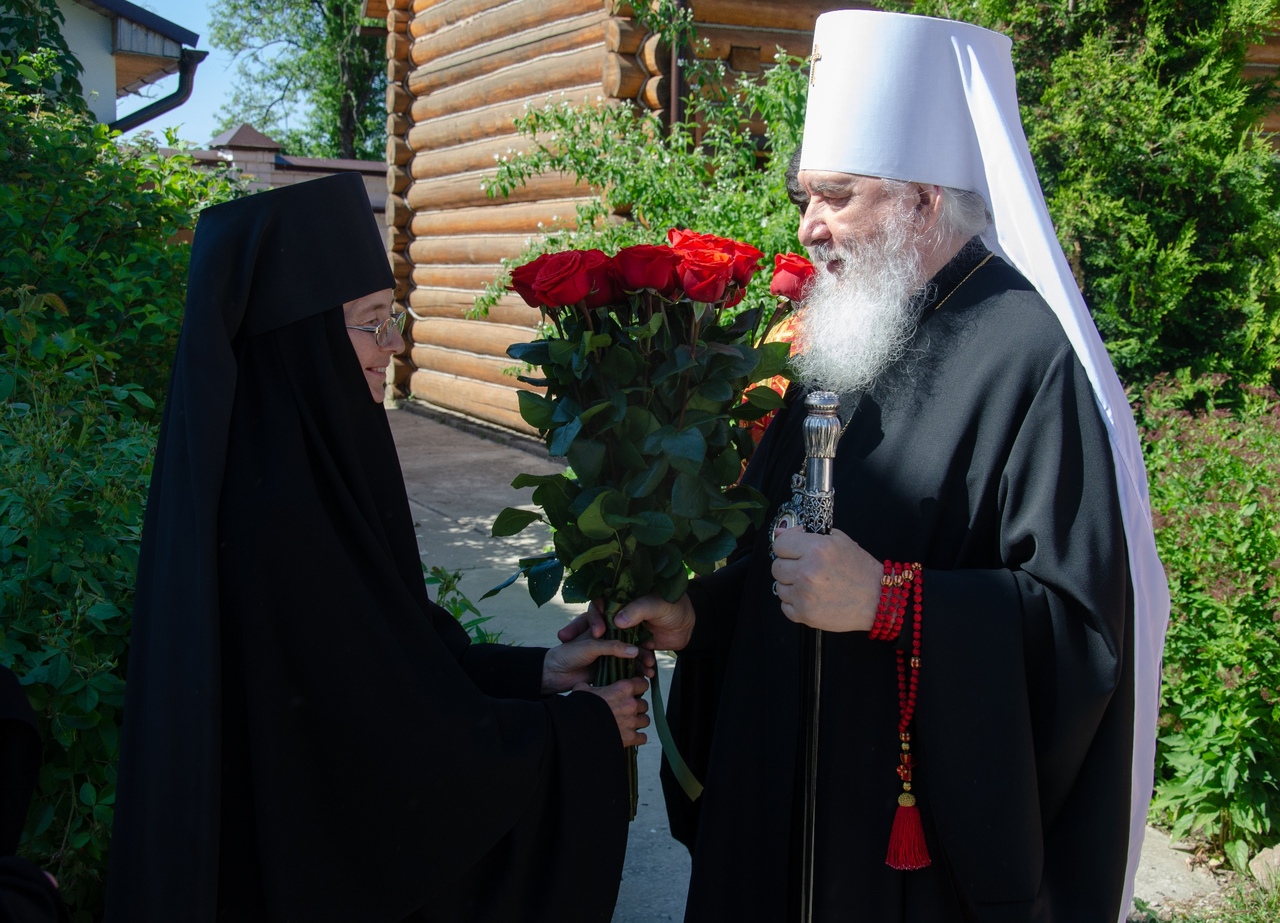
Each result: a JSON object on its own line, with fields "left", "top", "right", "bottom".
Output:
{"left": 379, "top": 0, "right": 854, "bottom": 434}
{"left": 378, "top": 1, "right": 1279, "bottom": 435}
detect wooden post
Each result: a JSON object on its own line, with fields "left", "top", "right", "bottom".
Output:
{"left": 386, "top": 166, "right": 413, "bottom": 194}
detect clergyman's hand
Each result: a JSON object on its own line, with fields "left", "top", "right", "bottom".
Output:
{"left": 577, "top": 676, "right": 650, "bottom": 747}
{"left": 612, "top": 594, "right": 695, "bottom": 652}
{"left": 541, "top": 635, "right": 647, "bottom": 695}
{"left": 770, "top": 527, "right": 881, "bottom": 632}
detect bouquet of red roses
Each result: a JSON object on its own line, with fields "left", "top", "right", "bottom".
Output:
{"left": 487, "top": 229, "right": 792, "bottom": 813}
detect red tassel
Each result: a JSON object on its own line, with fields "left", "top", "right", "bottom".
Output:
{"left": 886, "top": 793, "right": 931, "bottom": 870}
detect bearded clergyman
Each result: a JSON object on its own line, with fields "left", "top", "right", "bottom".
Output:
{"left": 575, "top": 10, "right": 1171, "bottom": 922}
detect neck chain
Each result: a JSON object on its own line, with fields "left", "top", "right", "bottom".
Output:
{"left": 930, "top": 251, "right": 994, "bottom": 314}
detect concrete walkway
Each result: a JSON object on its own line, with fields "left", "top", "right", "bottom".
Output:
{"left": 386, "top": 402, "right": 1218, "bottom": 922}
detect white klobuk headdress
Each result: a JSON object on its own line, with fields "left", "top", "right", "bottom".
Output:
{"left": 801, "top": 11, "right": 1169, "bottom": 919}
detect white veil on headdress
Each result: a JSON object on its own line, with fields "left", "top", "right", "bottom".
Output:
{"left": 799, "top": 11, "right": 1170, "bottom": 918}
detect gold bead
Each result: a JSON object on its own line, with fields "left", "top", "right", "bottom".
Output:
{"left": 910, "top": 656, "right": 921, "bottom": 669}
{"left": 901, "top": 742, "right": 910, "bottom": 752}
{"left": 903, "top": 782, "right": 912, "bottom": 792}
{"left": 898, "top": 792, "right": 916, "bottom": 807}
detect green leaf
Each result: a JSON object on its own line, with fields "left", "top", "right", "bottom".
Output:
{"left": 690, "top": 529, "right": 737, "bottom": 565}
{"left": 548, "top": 416, "right": 583, "bottom": 456}
{"left": 743, "top": 385, "right": 785, "bottom": 410}
{"left": 628, "top": 511, "right": 676, "bottom": 546}
{"left": 566, "top": 438, "right": 606, "bottom": 483}
{"left": 625, "top": 458, "right": 669, "bottom": 498}
{"left": 671, "top": 472, "right": 708, "bottom": 518}
{"left": 516, "top": 390, "right": 556, "bottom": 429}
{"left": 697, "top": 379, "right": 734, "bottom": 402}
{"left": 491, "top": 507, "right": 543, "bottom": 537}
{"left": 527, "top": 557, "right": 565, "bottom": 607}
{"left": 570, "top": 539, "right": 620, "bottom": 570}
{"left": 662, "top": 427, "right": 707, "bottom": 476}
{"left": 507, "top": 340, "right": 551, "bottom": 366}
{"left": 79, "top": 782, "right": 97, "bottom": 807}
{"left": 578, "top": 490, "right": 625, "bottom": 539}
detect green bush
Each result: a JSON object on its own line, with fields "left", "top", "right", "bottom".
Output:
{"left": 480, "top": 0, "right": 808, "bottom": 320}
{"left": 0, "top": 54, "right": 245, "bottom": 401}
{"left": 1, "top": 288, "right": 155, "bottom": 920}
{"left": 1140, "top": 375, "right": 1280, "bottom": 872}
{"left": 903, "top": 0, "right": 1280, "bottom": 389}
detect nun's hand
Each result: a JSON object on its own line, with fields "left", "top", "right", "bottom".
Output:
{"left": 541, "top": 635, "right": 652, "bottom": 695}
{"left": 577, "top": 676, "right": 650, "bottom": 747}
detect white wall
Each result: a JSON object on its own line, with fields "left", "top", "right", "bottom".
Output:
{"left": 58, "top": 0, "right": 115, "bottom": 123}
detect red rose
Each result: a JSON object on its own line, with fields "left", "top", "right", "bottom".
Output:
{"left": 613, "top": 244, "right": 680, "bottom": 295}
{"left": 510, "top": 254, "right": 551, "bottom": 307}
{"left": 576, "top": 249, "right": 622, "bottom": 309}
{"left": 676, "top": 246, "right": 734, "bottom": 303}
{"left": 515, "top": 249, "right": 612, "bottom": 308}
{"left": 667, "top": 228, "right": 763, "bottom": 288}
{"left": 770, "top": 253, "right": 815, "bottom": 303}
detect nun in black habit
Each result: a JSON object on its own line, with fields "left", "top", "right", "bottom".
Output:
{"left": 105, "top": 174, "right": 646, "bottom": 923}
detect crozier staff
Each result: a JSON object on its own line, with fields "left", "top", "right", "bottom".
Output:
{"left": 572, "top": 10, "right": 1169, "bottom": 921}
{"left": 105, "top": 174, "right": 649, "bottom": 923}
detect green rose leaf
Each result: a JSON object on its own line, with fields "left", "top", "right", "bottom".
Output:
{"left": 625, "top": 458, "right": 669, "bottom": 498}
{"left": 527, "top": 556, "right": 566, "bottom": 607}
{"left": 663, "top": 427, "right": 707, "bottom": 476}
{"left": 516, "top": 390, "right": 556, "bottom": 429}
{"left": 672, "top": 472, "right": 708, "bottom": 519}
{"left": 492, "top": 507, "right": 543, "bottom": 537}
{"left": 690, "top": 528, "right": 738, "bottom": 565}
{"left": 508, "top": 340, "right": 552, "bottom": 366}
{"left": 628, "top": 511, "right": 676, "bottom": 546}
{"left": 578, "top": 489, "right": 626, "bottom": 539}
{"left": 548, "top": 416, "right": 583, "bottom": 456}
{"left": 567, "top": 438, "right": 606, "bottom": 483}
{"left": 570, "top": 538, "right": 621, "bottom": 570}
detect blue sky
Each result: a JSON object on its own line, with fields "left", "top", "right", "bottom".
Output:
{"left": 115, "top": 0, "right": 242, "bottom": 146}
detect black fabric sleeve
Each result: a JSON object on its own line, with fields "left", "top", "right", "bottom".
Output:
{"left": 459, "top": 644, "right": 548, "bottom": 700}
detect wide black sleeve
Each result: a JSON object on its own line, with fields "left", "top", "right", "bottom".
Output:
{"left": 916, "top": 346, "right": 1132, "bottom": 916}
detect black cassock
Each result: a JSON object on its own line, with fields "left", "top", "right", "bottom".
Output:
{"left": 664, "top": 242, "right": 1135, "bottom": 922}
{"left": 106, "top": 175, "right": 629, "bottom": 923}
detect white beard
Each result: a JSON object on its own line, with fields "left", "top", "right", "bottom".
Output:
{"left": 791, "top": 209, "right": 928, "bottom": 395}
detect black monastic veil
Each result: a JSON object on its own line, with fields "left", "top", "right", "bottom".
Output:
{"left": 105, "top": 174, "right": 629, "bottom": 922}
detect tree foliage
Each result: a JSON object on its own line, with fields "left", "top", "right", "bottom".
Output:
{"left": 0, "top": 56, "right": 245, "bottom": 400}
{"left": 0, "top": 0, "right": 82, "bottom": 103}
{"left": 209, "top": 0, "right": 387, "bottom": 159}
{"left": 901, "top": 0, "right": 1280, "bottom": 389}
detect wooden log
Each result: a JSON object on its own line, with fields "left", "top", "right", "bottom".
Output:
{"left": 412, "top": 264, "right": 508, "bottom": 290}
{"left": 408, "top": 136, "right": 532, "bottom": 181}
{"left": 408, "top": 234, "right": 533, "bottom": 265}
{"left": 387, "top": 31, "right": 410, "bottom": 62}
{"left": 390, "top": 354, "right": 413, "bottom": 387}
{"left": 604, "top": 16, "right": 643, "bottom": 54}
{"left": 408, "top": 18, "right": 605, "bottom": 96}
{"left": 409, "top": 46, "right": 602, "bottom": 123}
{"left": 410, "top": 0, "right": 599, "bottom": 40}
{"left": 1246, "top": 35, "right": 1280, "bottom": 66}
{"left": 639, "top": 32, "right": 667, "bottom": 76}
{"left": 693, "top": 23, "right": 813, "bottom": 63}
{"left": 387, "top": 57, "right": 410, "bottom": 83}
{"left": 410, "top": 199, "right": 586, "bottom": 236}
{"left": 411, "top": 317, "right": 535, "bottom": 358}
{"left": 390, "top": 0, "right": 413, "bottom": 10}
{"left": 409, "top": 369, "right": 533, "bottom": 434}
{"left": 387, "top": 135, "right": 413, "bottom": 166}
{"left": 727, "top": 44, "right": 760, "bottom": 72}
{"left": 387, "top": 82, "right": 412, "bottom": 114}
{"left": 410, "top": 290, "right": 539, "bottom": 327}
{"left": 603, "top": 51, "right": 645, "bottom": 99}
{"left": 385, "top": 225, "right": 411, "bottom": 251}
{"left": 392, "top": 251, "right": 413, "bottom": 280}
{"left": 603, "top": 0, "right": 634, "bottom": 15}
{"left": 407, "top": 91, "right": 607, "bottom": 152}
{"left": 688, "top": 0, "right": 857, "bottom": 31}
{"left": 407, "top": 171, "right": 587, "bottom": 212}
{"left": 385, "top": 193, "right": 411, "bottom": 227}
{"left": 410, "top": 0, "right": 450, "bottom": 14}
{"left": 387, "top": 166, "right": 413, "bottom": 194}
{"left": 639, "top": 74, "right": 667, "bottom": 110}
{"left": 411, "top": 345, "right": 538, "bottom": 392}
{"left": 394, "top": 277, "right": 411, "bottom": 301}
{"left": 388, "top": 8, "right": 411, "bottom": 32}
{"left": 387, "top": 112, "right": 411, "bottom": 136}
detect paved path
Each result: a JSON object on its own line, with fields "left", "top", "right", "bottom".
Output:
{"left": 386, "top": 402, "right": 1217, "bottom": 922}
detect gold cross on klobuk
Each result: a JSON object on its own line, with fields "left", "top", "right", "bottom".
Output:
{"left": 810, "top": 45, "right": 821, "bottom": 86}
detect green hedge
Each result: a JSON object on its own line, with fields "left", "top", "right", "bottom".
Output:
{"left": 1141, "top": 376, "right": 1280, "bottom": 873}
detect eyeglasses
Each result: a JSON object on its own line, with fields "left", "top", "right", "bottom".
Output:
{"left": 346, "top": 311, "right": 408, "bottom": 348}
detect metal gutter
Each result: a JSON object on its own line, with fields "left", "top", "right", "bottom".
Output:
{"left": 108, "top": 48, "right": 207, "bottom": 134}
